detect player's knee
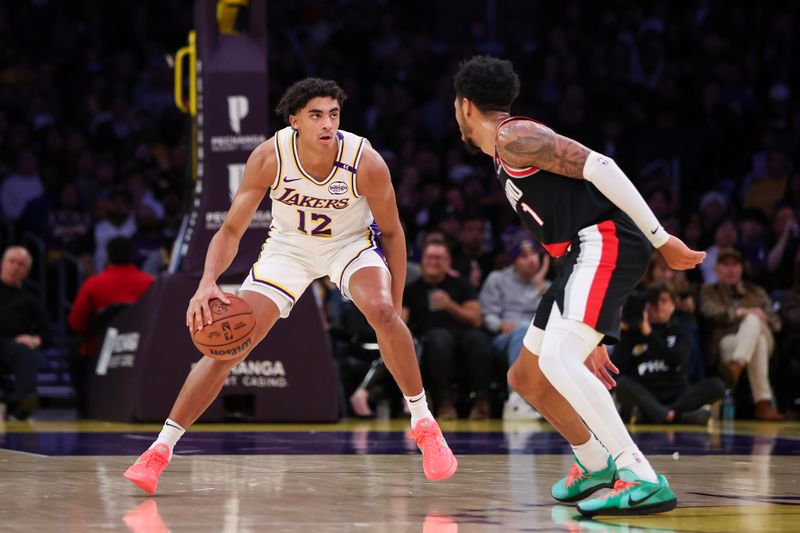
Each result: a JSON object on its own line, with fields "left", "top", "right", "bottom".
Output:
{"left": 537, "top": 331, "right": 571, "bottom": 379}
{"left": 507, "top": 360, "right": 533, "bottom": 396}
{"left": 508, "top": 358, "right": 548, "bottom": 406}
{"left": 536, "top": 353, "right": 559, "bottom": 382}
{"left": 362, "top": 299, "right": 397, "bottom": 331}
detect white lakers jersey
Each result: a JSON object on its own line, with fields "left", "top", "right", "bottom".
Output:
{"left": 268, "top": 126, "right": 373, "bottom": 240}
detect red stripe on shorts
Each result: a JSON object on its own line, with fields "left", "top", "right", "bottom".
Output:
{"left": 583, "top": 220, "right": 619, "bottom": 328}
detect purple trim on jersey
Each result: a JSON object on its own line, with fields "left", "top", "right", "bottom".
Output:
{"left": 350, "top": 138, "right": 366, "bottom": 198}
{"left": 368, "top": 222, "right": 385, "bottom": 260}
{"left": 336, "top": 131, "right": 344, "bottom": 140}
{"left": 291, "top": 129, "right": 343, "bottom": 185}
{"left": 272, "top": 135, "right": 283, "bottom": 190}
{"left": 249, "top": 269, "right": 296, "bottom": 302}
{"left": 334, "top": 160, "right": 357, "bottom": 173}
{"left": 373, "top": 241, "right": 386, "bottom": 262}
{"left": 337, "top": 224, "right": 384, "bottom": 287}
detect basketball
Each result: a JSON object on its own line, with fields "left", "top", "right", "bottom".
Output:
{"left": 191, "top": 294, "right": 256, "bottom": 361}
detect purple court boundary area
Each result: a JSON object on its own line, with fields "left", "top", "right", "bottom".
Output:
{"left": 2, "top": 430, "right": 799, "bottom": 456}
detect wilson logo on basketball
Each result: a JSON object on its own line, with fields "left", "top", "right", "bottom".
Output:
{"left": 328, "top": 181, "right": 349, "bottom": 195}
{"left": 209, "top": 337, "right": 252, "bottom": 356}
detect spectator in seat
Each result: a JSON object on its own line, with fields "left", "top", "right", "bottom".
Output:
{"left": 131, "top": 204, "right": 168, "bottom": 274}
{"left": 0, "top": 246, "right": 49, "bottom": 420}
{"left": 700, "top": 247, "right": 784, "bottom": 420}
{"left": 93, "top": 187, "right": 137, "bottom": 273}
{"left": 450, "top": 213, "right": 495, "bottom": 289}
{"left": 642, "top": 252, "right": 705, "bottom": 381}
{"left": 45, "top": 181, "right": 93, "bottom": 268}
{"left": 737, "top": 209, "right": 770, "bottom": 285}
{"left": 778, "top": 258, "right": 800, "bottom": 413}
{"left": 403, "top": 240, "right": 492, "bottom": 420}
{"left": 697, "top": 191, "right": 729, "bottom": 248}
{"left": 642, "top": 253, "right": 694, "bottom": 306}
{"left": 767, "top": 204, "right": 800, "bottom": 293}
{"left": 68, "top": 237, "right": 153, "bottom": 414}
{"left": 0, "top": 150, "right": 43, "bottom": 222}
{"left": 742, "top": 148, "right": 789, "bottom": 220}
{"left": 614, "top": 284, "right": 725, "bottom": 425}
{"left": 479, "top": 239, "right": 549, "bottom": 419}
{"left": 700, "top": 217, "right": 738, "bottom": 284}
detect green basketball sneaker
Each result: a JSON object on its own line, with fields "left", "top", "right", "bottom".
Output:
{"left": 576, "top": 468, "right": 677, "bottom": 517}
{"left": 551, "top": 455, "right": 617, "bottom": 503}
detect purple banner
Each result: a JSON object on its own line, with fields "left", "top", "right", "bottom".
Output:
{"left": 175, "top": 0, "right": 271, "bottom": 277}
{"left": 88, "top": 273, "right": 339, "bottom": 422}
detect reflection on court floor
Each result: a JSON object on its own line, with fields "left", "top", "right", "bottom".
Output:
{"left": 1, "top": 419, "right": 798, "bottom": 532}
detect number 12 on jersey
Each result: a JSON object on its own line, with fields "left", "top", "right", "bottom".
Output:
{"left": 297, "top": 210, "right": 333, "bottom": 237}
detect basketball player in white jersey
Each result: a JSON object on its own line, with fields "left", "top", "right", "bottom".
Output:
{"left": 124, "top": 78, "right": 457, "bottom": 494}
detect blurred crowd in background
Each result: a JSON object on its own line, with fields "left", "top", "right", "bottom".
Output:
{"left": 1, "top": 0, "right": 799, "bottom": 421}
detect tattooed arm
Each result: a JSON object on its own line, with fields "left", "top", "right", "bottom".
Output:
{"left": 496, "top": 121, "right": 590, "bottom": 179}
{"left": 496, "top": 119, "right": 705, "bottom": 270}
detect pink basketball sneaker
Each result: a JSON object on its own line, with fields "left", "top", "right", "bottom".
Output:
{"left": 123, "top": 444, "right": 171, "bottom": 494}
{"left": 407, "top": 418, "right": 458, "bottom": 481}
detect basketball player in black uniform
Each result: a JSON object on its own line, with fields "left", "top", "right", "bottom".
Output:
{"left": 453, "top": 56, "right": 705, "bottom": 517}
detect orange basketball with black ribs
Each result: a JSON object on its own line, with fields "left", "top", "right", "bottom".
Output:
{"left": 191, "top": 294, "right": 255, "bottom": 361}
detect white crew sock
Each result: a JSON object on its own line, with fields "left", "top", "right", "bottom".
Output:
{"left": 615, "top": 445, "right": 658, "bottom": 483}
{"left": 151, "top": 418, "right": 185, "bottom": 460}
{"left": 404, "top": 391, "right": 433, "bottom": 427}
{"left": 571, "top": 433, "right": 611, "bottom": 472}
{"left": 537, "top": 321, "right": 658, "bottom": 483}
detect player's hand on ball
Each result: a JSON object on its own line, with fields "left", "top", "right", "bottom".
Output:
{"left": 186, "top": 280, "right": 231, "bottom": 332}
{"left": 658, "top": 235, "right": 706, "bottom": 270}
{"left": 190, "top": 294, "right": 255, "bottom": 360}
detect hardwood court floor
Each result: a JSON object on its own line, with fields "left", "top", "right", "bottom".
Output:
{"left": 1, "top": 418, "right": 799, "bottom": 532}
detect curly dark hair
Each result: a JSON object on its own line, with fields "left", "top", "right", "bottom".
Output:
{"left": 275, "top": 78, "right": 346, "bottom": 124}
{"left": 453, "top": 55, "right": 520, "bottom": 113}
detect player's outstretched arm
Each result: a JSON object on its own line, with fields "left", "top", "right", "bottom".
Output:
{"left": 357, "top": 146, "right": 407, "bottom": 313}
{"left": 497, "top": 120, "right": 706, "bottom": 268}
{"left": 187, "top": 140, "right": 276, "bottom": 333}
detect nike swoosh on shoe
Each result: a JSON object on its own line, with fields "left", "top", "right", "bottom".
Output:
{"left": 628, "top": 487, "right": 661, "bottom": 506}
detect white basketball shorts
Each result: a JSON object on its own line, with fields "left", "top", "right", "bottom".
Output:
{"left": 239, "top": 226, "right": 387, "bottom": 318}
